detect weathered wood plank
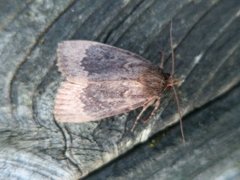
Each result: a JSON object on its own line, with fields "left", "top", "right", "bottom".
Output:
{"left": 0, "top": 0, "right": 239, "bottom": 179}
{"left": 85, "top": 84, "right": 240, "bottom": 179}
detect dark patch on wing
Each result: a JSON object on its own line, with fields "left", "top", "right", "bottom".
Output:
{"left": 81, "top": 45, "right": 126, "bottom": 75}
{"left": 81, "top": 44, "right": 152, "bottom": 81}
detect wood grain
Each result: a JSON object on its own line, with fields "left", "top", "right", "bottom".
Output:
{"left": 0, "top": 0, "right": 239, "bottom": 179}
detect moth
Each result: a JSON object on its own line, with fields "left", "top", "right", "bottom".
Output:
{"left": 54, "top": 24, "right": 184, "bottom": 140}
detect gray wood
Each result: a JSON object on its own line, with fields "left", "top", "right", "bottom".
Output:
{"left": 0, "top": 0, "right": 239, "bottom": 179}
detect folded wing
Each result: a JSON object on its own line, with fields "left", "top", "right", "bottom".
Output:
{"left": 54, "top": 81, "right": 147, "bottom": 122}
{"left": 57, "top": 40, "right": 152, "bottom": 82}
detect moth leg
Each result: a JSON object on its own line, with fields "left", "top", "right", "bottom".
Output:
{"left": 131, "top": 98, "right": 157, "bottom": 132}
{"left": 143, "top": 97, "right": 161, "bottom": 124}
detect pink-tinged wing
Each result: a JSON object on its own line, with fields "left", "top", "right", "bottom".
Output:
{"left": 57, "top": 40, "right": 152, "bottom": 83}
{"left": 54, "top": 40, "right": 155, "bottom": 122}
{"left": 54, "top": 81, "right": 147, "bottom": 122}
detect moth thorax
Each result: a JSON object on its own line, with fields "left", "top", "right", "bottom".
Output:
{"left": 140, "top": 67, "right": 168, "bottom": 97}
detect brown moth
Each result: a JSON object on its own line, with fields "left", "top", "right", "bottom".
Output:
{"left": 54, "top": 23, "right": 184, "bottom": 141}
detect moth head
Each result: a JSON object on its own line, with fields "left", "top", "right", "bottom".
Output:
{"left": 164, "top": 73, "right": 182, "bottom": 90}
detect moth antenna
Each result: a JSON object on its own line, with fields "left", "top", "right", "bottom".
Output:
{"left": 172, "top": 86, "right": 185, "bottom": 143}
{"left": 170, "top": 20, "right": 185, "bottom": 143}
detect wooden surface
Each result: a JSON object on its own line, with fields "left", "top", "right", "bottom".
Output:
{"left": 0, "top": 0, "right": 239, "bottom": 179}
